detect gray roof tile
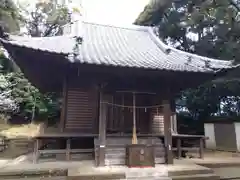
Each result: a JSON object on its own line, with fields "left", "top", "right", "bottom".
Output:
{"left": 5, "top": 35, "right": 76, "bottom": 54}
{"left": 1, "top": 21, "right": 234, "bottom": 73}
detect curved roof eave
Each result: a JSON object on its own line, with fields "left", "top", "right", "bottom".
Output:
{"left": 0, "top": 21, "right": 236, "bottom": 74}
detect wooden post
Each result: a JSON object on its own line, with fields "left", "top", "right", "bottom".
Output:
{"left": 199, "top": 138, "right": 204, "bottom": 159}
{"left": 98, "top": 91, "right": 107, "bottom": 166}
{"left": 66, "top": 138, "right": 71, "bottom": 161}
{"left": 132, "top": 92, "right": 138, "bottom": 144}
{"left": 59, "top": 76, "right": 68, "bottom": 132}
{"left": 33, "top": 138, "right": 39, "bottom": 163}
{"left": 163, "top": 100, "right": 173, "bottom": 164}
{"left": 120, "top": 94, "right": 125, "bottom": 135}
{"left": 177, "top": 138, "right": 182, "bottom": 159}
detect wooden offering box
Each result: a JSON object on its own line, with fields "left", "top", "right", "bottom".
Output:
{"left": 126, "top": 144, "right": 155, "bottom": 168}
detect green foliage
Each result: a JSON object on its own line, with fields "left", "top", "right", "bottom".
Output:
{"left": 0, "top": 1, "right": 68, "bottom": 123}
{"left": 0, "top": 48, "right": 19, "bottom": 72}
{"left": 135, "top": 0, "right": 173, "bottom": 26}
{"left": 20, "top": 1, "right": 70, "bottom": 37}
{"left": 0, "top": 73, "right": 18, "bottom": 114}
{"left": 177, "top": 113, "right": 204, "bottom": 134}
{"left": 14, "top": 1, "right": 69, "bottom": 122}
{"left": 182, "top": 83, "right": 221, "bottom": 120}
{"left": 180, "top": 80, "right": 240, "bottom": 120}
{"left": 0, "top": 0, "right": 20, "bottom": 34}
{"left": 3, "top": 72, "right": 61, "bottom": 122}
{"left": 135, "top": 0, "right": 240, "bottom": 61}
{"left": 135, "top": 0, "right": 240, "bottom": 120}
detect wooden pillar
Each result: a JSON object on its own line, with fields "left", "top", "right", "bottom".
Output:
{"left": 170, "top": 99, "right": 178, "bottom": 134}
{"left": 163, "top": 99, "right": 173, "bottom": 164}
{"left": 177, "top": 138, "right": 182, "bottom": 159}
{"left": 59, "top": 77, "right": 68, "bottom": 132}
{"left": 120, "top": 94, "right": 125, "bottom": 134}
{"left": 132, "top": 92, "right": 138, "bottom": 144}
{"left": 98, "top": 91, "right": 107, "bottom": 166}
{"left": 199, "top": 138, "right": 204, "bottom": 159}
{"left": 66, "top": 138, "right": 71, "bottom": 161}
{"left": 33, "top": 138, "right": 39, "bottom": 163}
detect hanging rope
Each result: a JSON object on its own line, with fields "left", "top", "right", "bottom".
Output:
{"left": 100, "top": 101, "right": 164, "bottom": 109}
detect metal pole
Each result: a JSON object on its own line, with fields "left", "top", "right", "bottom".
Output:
{"left": 132, "top": 92, "right": 138, "bottom": 144}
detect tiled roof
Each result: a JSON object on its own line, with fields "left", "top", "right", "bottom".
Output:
{"left": 4, "top": 35, "right": 76, "bottom": 54}
{"left": 0, "top": 21, "right": 235, "bottom": 73}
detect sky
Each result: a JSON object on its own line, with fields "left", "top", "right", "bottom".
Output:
{"left": 82, "top": 0, "right": 149, "bottom": 25}
{"left": 14, "top": 0, "right": 150, "bottom": 25}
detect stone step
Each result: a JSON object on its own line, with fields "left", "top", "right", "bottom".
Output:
{"left": 171, "top": 173, "right": 219, "bottom": 180}
{"left": 155, "top": 158, "right": 165, "bottom": 164}
{"left": 105, "top": 159, "right": 166, "bottom": 165}
{"left": 168, "top": 168, "right": 214, "bottom": 176}
{"left": 125, "top": 178, "right": 171, "bottom": 180}
{"left": 105, "top": 148, "right": 124, "bottom": 152}
{"left": 68, "top": 173, "right": 125, "bottom": 180}
{"left": 105, "top": 159, "right": 125, "bottom": 165}
{"left": 105, "top": 149, "right": 165, "bottom": 155}
{"left": 95, "top": 137, "right": 165, "bottom": 166}
{"left": 105, "top": 154, "right": 125, "bottom": 159}
{"left": 95, "top": 137, "right": 164, "bottom": 146}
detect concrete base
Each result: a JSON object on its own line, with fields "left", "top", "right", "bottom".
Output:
{"left": 0, "top": 169, "right": 67, "bottom": 179}
{"left": 68, "top": 161, "right": 219, "bottom": 180}
{"left": 0, "top": 161, "right": 82, "bottom": 179}
{"left": 188, "top": 157, "right": 240, "bottom": 168}
{"left": 0, "top": 159, "right": 224, "bottom": 180}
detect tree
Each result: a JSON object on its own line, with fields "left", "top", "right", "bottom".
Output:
{"left": 20, "top": 1, "right": 70, "bottom": 37}
{"left": 135, "top": 0, "right": 174, "bottom": 26}
{"left": 0, "top": 0, "right": 20, "bottom": 36}
{"left": 136, "top": 0, "right": 240, "bottom": 62}
{"left": 0, "top": 74, "right": 18, "bottom": 113}
{"left": 3, "top": 72, "right": 60, "bottom": 122}
{"left": 135, "top": 0, "right": 240, "bottom": 120}
{"left": 0, "top": 1, "right": 71, "bottom": 123}
{"left": 10, "top": 1, "right": 72, "bottom": 122}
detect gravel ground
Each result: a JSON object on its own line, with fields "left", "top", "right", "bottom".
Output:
{"left": 213, "top": 167, "right": 240, "bottom": 180}
{"left": 0, "top": 177, "right": 66, "bottom": 180}
{"left": 1, "top": 168, "right": 240, "bottom": 180}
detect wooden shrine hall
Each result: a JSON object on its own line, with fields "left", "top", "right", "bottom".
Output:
{"left": 0, "top": 21, "right": 237, "bottom": 166}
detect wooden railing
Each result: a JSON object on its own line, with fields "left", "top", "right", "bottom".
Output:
{"left": 32, "top": 133, "right": 206, "bottom": 163}
{"left": 0, "top": 136, "right": 7, "bottom": 152}
{"left": 171, "top": 136, "right": 205, "bottom": 159}
{"left": 33, "top": 134, "right": 96, "bottom": 163}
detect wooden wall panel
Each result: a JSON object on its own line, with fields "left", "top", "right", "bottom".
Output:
{"left": 105, "top": 93, "right": 154, "bottom": 134}
{"left": 64, "top": 87, "right": 98, "bottom": 133}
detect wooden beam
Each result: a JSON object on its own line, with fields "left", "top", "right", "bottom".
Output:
{"left": 163, "top": 99, "right": 173, "bottom": 164}
{"left": 39, "top": 149, "right": 94, "bottom": 154}
{"left": 98, "top": 91, "right": 107, "bottom": 166}
{"left": 59, "top": 76, "right": 68, "bottom": 132}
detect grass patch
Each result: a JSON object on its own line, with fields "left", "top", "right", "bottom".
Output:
{"left": 0, "top": 123, "right": 59, "bottom": 158}
{"left": 0, "top": 123, "right": 60, "bottom": 139}
{"left": 0, "top": 123, "right": 42, "bottom": 139}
